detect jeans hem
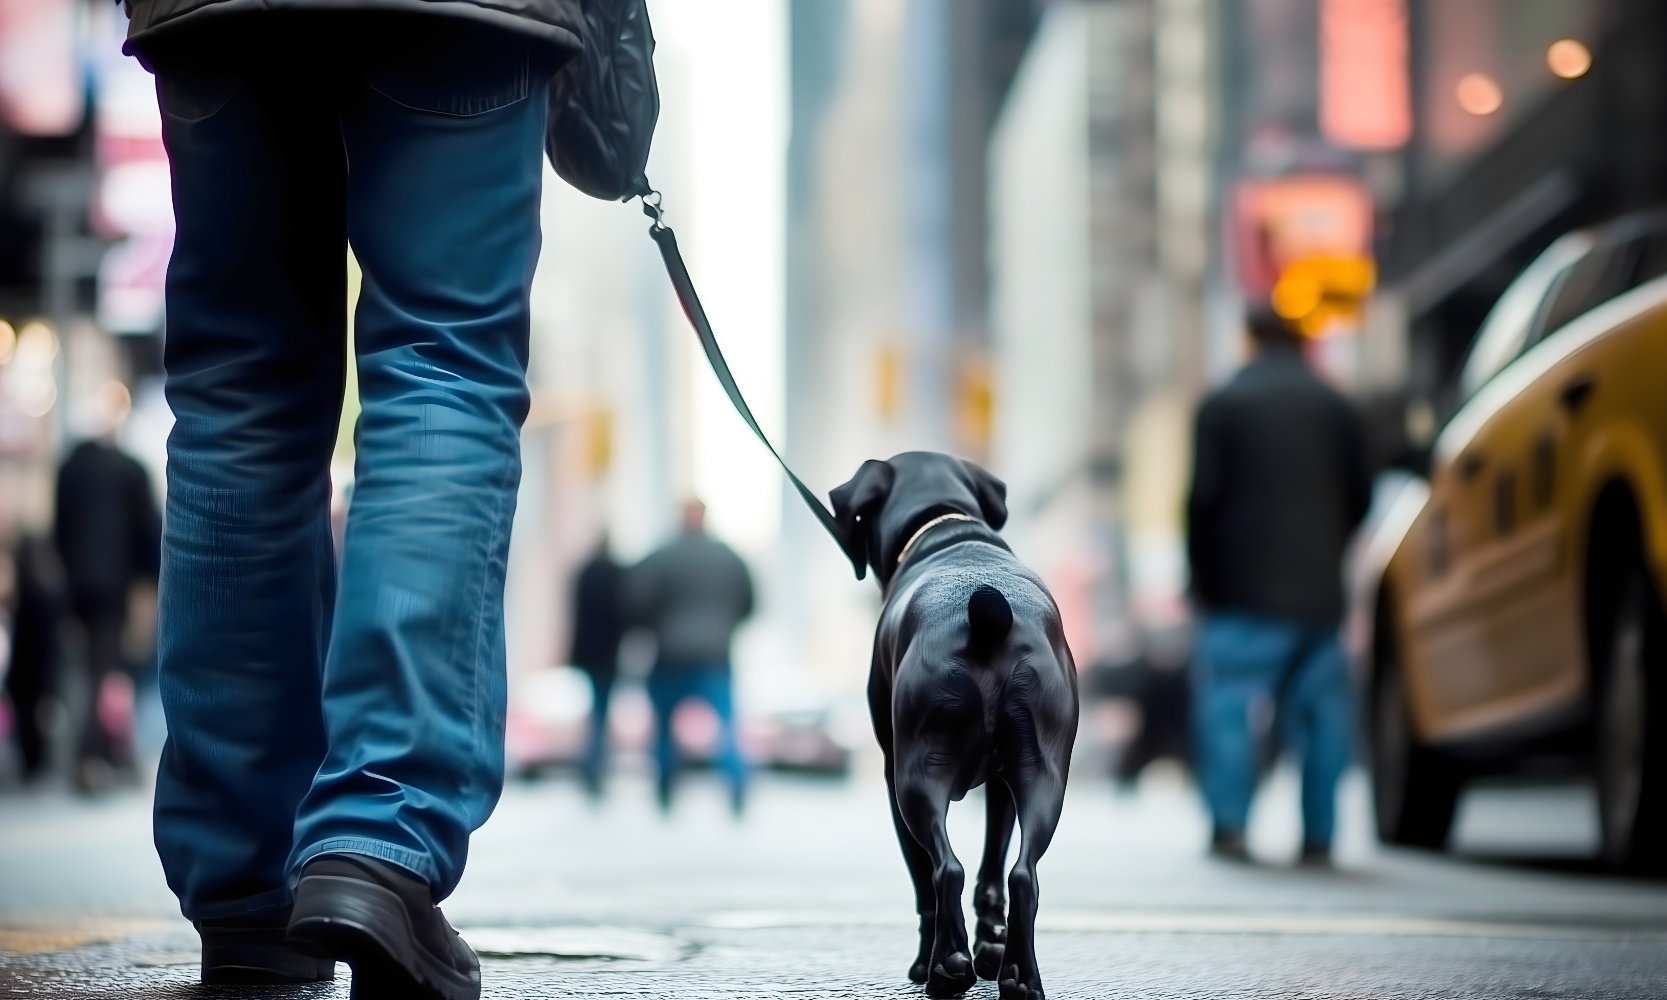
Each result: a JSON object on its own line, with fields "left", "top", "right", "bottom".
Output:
{"left": 184, "top": 884, "right": 294, "bottom": 924}
{"left": 293, "top": 838, "right": 439, "bottom": 890}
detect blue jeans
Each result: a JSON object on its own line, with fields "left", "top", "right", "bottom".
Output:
{"left": 1191, "top": 613, "right": 1353, "bottom": 847}
{"left": 646, "top": 663, "right": 747, "bottom": 796}
{"left": 148, "top": 17, "right": 554, "bottom": 921}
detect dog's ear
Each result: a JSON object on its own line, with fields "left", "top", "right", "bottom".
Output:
{"left": 829, "top": 459, "right": 895, "bottom": 580}
{"left": 961, "top": 459, "right": 1008, "bottom": 531}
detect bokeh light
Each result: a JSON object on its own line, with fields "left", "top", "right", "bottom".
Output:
{"left": 8, "top": 320, "right": 59, "bottom": 418}
{"left": 1456, "top": 72, "right": 1503, "bottom": 115}
{"left": 1547, "top": 38, "right": 1591, "bottom": 80}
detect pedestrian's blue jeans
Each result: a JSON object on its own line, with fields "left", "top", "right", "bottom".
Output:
{"left": 1191, "top": 613, "right": 1353, "bottom": 847}
{"left": 646, "top": 664, "right": 747, "bottom": 795}
{"left": 148, "top": 18, "right": 551, "bottom": 921}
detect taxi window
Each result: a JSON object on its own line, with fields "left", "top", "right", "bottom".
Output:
{"left": 1532, "top": 242, "right": 1632, "bottom": 346}
{"left": 1628, "top": 232, "right": 1667, "bottom": 289}
{"left": 1458, "top": 232, "right": 1593, "bottom": 402}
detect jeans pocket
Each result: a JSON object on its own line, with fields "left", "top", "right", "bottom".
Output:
{"left": 365, "top": 24, "right": 532, "bottom": 118}
{"left": 157, "top": 65, "right": 241, "bottom": 123}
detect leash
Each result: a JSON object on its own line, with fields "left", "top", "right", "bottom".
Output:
{"left": 641, "top": 192, "right": 847, "bottom": 554}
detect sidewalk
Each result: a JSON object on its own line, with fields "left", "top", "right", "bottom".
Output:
{"left": 5, "top": 766, "right": 1667, "bottom": 997}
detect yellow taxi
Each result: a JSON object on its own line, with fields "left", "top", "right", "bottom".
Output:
{"left": 1361, "top": 211, "right": 1667, "bottom": 870}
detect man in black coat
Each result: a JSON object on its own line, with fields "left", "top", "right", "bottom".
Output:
{"left": 569, "top": 538, "right": 625, "bottom": 797}
{"left": 54, "top": 437, "right": 161, "bottom": 791}
{"left": 1186, "top": 305, "right": 1372, "bottom": 866}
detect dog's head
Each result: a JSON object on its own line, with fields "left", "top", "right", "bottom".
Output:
{"left": 828, "top": 451, "right": 1007, "bottom": 584}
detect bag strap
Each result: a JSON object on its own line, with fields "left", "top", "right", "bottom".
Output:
{"left": 641, "top": 193, "right": 848, "bottom": 553}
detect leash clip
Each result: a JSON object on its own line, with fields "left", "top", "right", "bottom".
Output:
{"left": 642, "top": 190, "right": 667, "bottom": 233}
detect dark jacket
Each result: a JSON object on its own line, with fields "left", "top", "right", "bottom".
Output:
{"left": 569, "top": 548, "right": 625, "bottom": 674}
{"left": 624, "top": 531, "right": 753, "bottom": 671}
{"left": 54, "top": 441, "right": 162, "bottom": 606}
{"left": 1186, "top": 350, "right": 1371, "bottom": 624}
{"left": 123, "top": 0, "right": 583, "bottom": 53}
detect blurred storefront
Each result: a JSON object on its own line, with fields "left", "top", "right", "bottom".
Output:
{"left": 781, "top": 0, "right": 1040, "bottom": 697}
{"left": 981, "top": 0, "right": 1661, "bottom": 777}
{"left": 1381, "top": 0, "right": 1667, "bottom": 427}
{"left": 0, "top": 0, "right": 169, "bottom": 537}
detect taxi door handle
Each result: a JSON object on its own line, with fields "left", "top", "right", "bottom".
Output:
{"left": 1560, "top": 375, "right": 1596, "bottom": 414}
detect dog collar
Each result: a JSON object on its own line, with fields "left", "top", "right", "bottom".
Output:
{"left": 895, "top": 513, "right": 979, "bottom": 568}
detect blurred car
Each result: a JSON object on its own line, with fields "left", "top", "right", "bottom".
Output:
{"left": 505, "top": 666, "right": 857, "bottom": 779}
{"left": 1358, "top": 210, "right": 1667, "bottom": 869}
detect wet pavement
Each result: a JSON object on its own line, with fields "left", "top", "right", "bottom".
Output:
{"left": 4, "top": 761, "right": 1667, "bottom": 998}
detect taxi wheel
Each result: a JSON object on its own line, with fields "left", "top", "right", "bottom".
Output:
{"left": 1372, "top": 655, "right": 1461, "bottom": 850}
{"left": 1594, "top": 572, "right": 1667, "bottom": 872}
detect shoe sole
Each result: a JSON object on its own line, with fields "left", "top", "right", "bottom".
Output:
{"left": 288, "top": 874, "right": 480, "bottom": 1000}
{"left": 202, "top": 962, "right": 337, "bottom": 986}
{"left": 201, "top": 929, "right": 336, "bottom": 984}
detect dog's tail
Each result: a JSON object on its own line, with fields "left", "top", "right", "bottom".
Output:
{"left": 966, "top": 585, "right": 1013, "bottom": 660}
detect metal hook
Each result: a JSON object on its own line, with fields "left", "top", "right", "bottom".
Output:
{"left": 642, "top": 190, "right": 666, "bottom": 232}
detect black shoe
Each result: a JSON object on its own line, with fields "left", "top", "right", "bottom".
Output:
{"left": 1209, "top": 828, "right": 1251, "bottom": 863}
{"left": 198, "top": 910, "right": 336, "bottom": 984}
{"left": 287, "top": 854, "right": 480, "bottom": 1000}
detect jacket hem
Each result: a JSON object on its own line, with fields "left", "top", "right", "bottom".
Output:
{"left": 126, "top": 0, "right": 581, "bottom": 58}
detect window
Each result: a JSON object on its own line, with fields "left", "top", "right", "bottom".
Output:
{"left": 1531, "top": 241, "right": 1632, "bottom": 346}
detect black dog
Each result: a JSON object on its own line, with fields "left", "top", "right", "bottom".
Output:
{"left": 831, "top": 452, "right": 1079, "bottom": 1000}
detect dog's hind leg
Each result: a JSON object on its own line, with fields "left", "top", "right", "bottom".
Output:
{"left": 883, "top": 753, "right": 938, "bottom": 983}
{"left": 1000, "top": 769, "right": 1064, "bottom": 1000}
{"left": 973, "top": 778, "right": 1015, "bottom": 980}
{"left": 895, "top": 761, "right": 978, "bottom": 999}
{"left": 873, "top": 664, "right": 938, "bottom": 984}
{"left": 995, "top": 672, "right": 1071, "bottom": 1000}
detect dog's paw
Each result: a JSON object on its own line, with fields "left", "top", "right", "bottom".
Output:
{"left": 998, "top": 967, "right": 1044, "bottom": 1000}
{"left": 926, "top": 951, "right": 976, "bottom": 998}
{"left": 972, "top": 940, "right": 1005, "bottom": 981}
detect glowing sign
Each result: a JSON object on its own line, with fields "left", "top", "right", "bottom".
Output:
{"left": 1320, "top": 0, "right": 1411, "bottom": 150}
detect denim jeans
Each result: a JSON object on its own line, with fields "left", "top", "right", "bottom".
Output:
{"left": 147, "top": 15, "right": 554, "bottom": 921}
{"left": 1191, "top": 613, "right": 1353, "bottom": 847}
{"left": 646, "top": 663, "right": 747, "bottom": 796}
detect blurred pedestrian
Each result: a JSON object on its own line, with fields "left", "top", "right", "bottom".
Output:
{"left": 53, "top": 394, "right": 161, "bottom": 793}
{"left": 1186, "top": 305, "right": 1372, "bottom": 866}
{"left": 4, "top": 536, "right": 62, "bottom": 782}
{"left": 569, "top": 536, "right": 626, "bottom": 798}
{"left": 626, "top": 501, "right": 753, "bottom": 814}
{"left": 127, "top": 5, "right": 580, "bottom": 995}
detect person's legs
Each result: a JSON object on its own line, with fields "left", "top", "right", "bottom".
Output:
{"left": 646, "top": 668, "right": 690, "bottom": 807}
{"left": 149, "top": 25, "right": 346, "bottom": 924}
{"left": 5, "top": 540, "right": 55, "bottom": 780}
{"left": 695, "top": 664, "right": 747, "bottom": 807}
{"left": 581, "top": 667, "right": 615, "bottom": 793}
{"left": 1190, "top": 615, "right": 1300, "bottom": 848}
{"left": 1283, "top": 626, "right": 1353, "bottom": 854}
{"left": 288, "top": 20, "right": 551, "bottom": 902}
{"left": 4, "top": 624, "right": 47, "bottom": 778}
{"left": 73, "top": 596, "right": 130, "bottom": 786}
